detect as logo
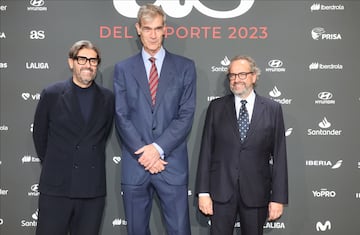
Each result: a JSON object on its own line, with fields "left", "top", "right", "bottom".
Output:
{"left": 30, "top": 30, "right": 45, "bottom": 40}
{"left": 113, "top": 0, "right": 254, "bottom": 18}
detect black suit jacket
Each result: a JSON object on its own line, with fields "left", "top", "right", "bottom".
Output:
{"left": 196, "top": 93, "right": 288, "bottom": 207}
{"left": 33, "top": 78, "right": 114, "bottom": 198}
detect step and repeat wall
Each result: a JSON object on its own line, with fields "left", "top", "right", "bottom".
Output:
{"left": 1, "top": 0, "right": 359, "bottom": 234}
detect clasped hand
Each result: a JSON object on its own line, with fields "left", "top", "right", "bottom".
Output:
{"left": 135, "top": 144, "right": 168, "bottom": 174}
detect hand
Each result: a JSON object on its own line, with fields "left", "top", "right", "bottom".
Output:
{"left": 135, "top": 144, "right": 161, "bottom": 170}
{"left": 198, "top": 195, "right": 213, "bottom": 215}
{"left": 268, "top": 202, "right": 283, "bottom": 221}
{"left": 148, "top": 159, "right": 168, "bottom": 174}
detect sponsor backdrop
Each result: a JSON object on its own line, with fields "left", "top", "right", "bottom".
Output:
{"left": 0, "top": 0, "right": 359, "bottom": 234}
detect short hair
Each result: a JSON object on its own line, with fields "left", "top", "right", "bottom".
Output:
{"left": 137, "top": 4, "right": 166, "bottom": 26}
{"left": 229, "top": 55, "right": 261, "bottom": 76}
{"left": 68, "top": 40, "right": 101, "bottom": 65}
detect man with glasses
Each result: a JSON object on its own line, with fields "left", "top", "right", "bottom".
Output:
{"left": 196, "top": 55, "right": 288, "bottom": 235}
{"left": 33, "top": 40, "right": 114, "bottom": 235}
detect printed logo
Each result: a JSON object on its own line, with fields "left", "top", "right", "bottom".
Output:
{"left": 29, "top": 30, "right": 45, "bottom": 40}
{"left": 0, "top": 125, "right": 9, "bottom": 131}
{"left": 28, "top": 184, "right": 40, "bottom": 197}
{"left": 0, "top": 4, "right": 7, "bottom": 11}
{"left": 285, "top": 128, "right": 293, "bottom": 137}
{"left": 312, "top": 188, "right": 336, "bottom": 198}
{"left": 211, "top": 56, "right": 229, "bottom": 72}
{"left": 263, "top": 222, "right": 285, "bottom": 229}
{"left": 318, "top": 117, "right": 331, "bottom": 128}
{"left": 311, "top": 27, "right": 342, "bottom": 40}
{"left": 28, "top": 0, "right": 47, "bottom": 11}
{"left": 316, "top": 220, "right": 331, "bottom": 231}
{"left": 310, "top": 3, "right": 344, "bottom": 12}
{"left": 309, "top": 62, "right": 343, "bottom": 70}
{"left": 21, "top": 209, "right": 38, "bottom": 227}
{"left": 265, "top": 59, "right": 286, "bottom": 72}
{"left": 0, "top": 62, "right": 7, "bottom": 69}
{"left": 305, "top": 160, "right": 343, "bottom": 169}
{"left": 307, "top": 117, "right": 342, "bottom": 136}
{"left": 22, "top": 155, "right": 40, "bottom": 163}
{"left": 21, "top": 92, "right": 41, "bottom": 100}
{"left": 315, "top": 92, "right": 335, "bottom": 104}
{"left": 113, "top": 156, "right": 121, "bottom": 164}
{"left": 0, "top": 32, "right": 6, "bottom": 39}
{"left": 268, "top": 86, "right": 292, "bottom": 104}
{"left": 356, "top": 193, "right": 360, "bottom": 199}
{"left": 30, "top": 123, "right": 33, "bottom": 133}
{"left": 113, "top": 0, "right": 254, "bottom": 18}
{"left": 26, "top": 62, "right": 49, "bottom": 69}
{"left": 207, "top": 96, "right": 220, "bottom": 102}
{"left": 0, "top": 188, "right": 9, "bottom": 196}
{"left": 112, "top": 218, "right": 127, "bottom": 226}
{"left": 0, "top": 218, "right": 3, "bottom": 225}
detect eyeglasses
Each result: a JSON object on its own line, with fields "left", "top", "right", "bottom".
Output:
{"left": 227, "top": 72, "right": 254, "bottom": 81}
{"left": 74, "top": 56, "right": 99, "bottom": 66}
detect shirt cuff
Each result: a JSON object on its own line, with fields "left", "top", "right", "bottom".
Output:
{"left": 153, "top": 142, "right": 164, "bottom": 159}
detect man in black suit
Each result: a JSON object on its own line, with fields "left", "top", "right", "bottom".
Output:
{"left": 195, "top": 55, "right": 288, "bottom": 235}
{"left": 33, "top": 40, "right": 114, "bottom": 235}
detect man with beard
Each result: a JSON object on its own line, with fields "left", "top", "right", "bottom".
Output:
{"left": 33, "top": 40, "right": 114, "bottom": 235}
{"left": 196, "top": 55, "right": 288, "bottom": 235}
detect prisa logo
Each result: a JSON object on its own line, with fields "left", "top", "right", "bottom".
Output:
{"left": 113, "top": 0, "right": 254, "bottom": 18}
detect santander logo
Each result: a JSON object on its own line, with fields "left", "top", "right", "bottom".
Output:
{"left": 113, "top": 0, "right": 255, "bottom": 18}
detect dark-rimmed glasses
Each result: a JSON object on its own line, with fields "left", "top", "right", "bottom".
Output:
{"left": 227, "top": 72, "right": 253, "bottom": 81}
{"left": 74, "top": 56, "right": 99, "bottom": 66}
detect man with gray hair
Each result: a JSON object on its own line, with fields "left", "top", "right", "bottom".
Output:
{"left": 196, "top": 55, "right": 288, "bottom": 235}
{"left": 114, "top": 4, "right": 196, "bottom": 235}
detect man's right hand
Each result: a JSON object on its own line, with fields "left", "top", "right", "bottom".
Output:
{"left": 198, "top": 195, "right": 213, "bottom": 215}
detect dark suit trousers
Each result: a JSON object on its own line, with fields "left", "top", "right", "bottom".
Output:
{"left": 122, "top": 174, "right": 191, "bottom": 235}
{"left": 36, "top": 194, "right": 105, "bottom": 235}
{"left": 210, "top": 181, "right": 267, "bottom": 235}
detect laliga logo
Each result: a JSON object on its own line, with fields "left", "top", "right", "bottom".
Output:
{"left": 113, "top": 0, "right": 254, "bottom": 19}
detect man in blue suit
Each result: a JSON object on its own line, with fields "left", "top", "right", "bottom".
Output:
{"left": 196, "top": 55, "right": 288, "bottom": 235}
{"left": 113, "top": 4, "right": 196, "bottom": 235}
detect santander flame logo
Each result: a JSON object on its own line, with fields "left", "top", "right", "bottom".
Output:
{"left": 113, "top": 0, "right": 255, "bottom": 19}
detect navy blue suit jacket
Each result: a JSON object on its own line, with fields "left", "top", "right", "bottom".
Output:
{"left": 33, "top": 78, "right": 114, "bottom": 198}
{"left": 113, "top": 50, "right": 196, "bottom": 186}
{"left": 196, "top": 94, "right": 288, "bottom": 207}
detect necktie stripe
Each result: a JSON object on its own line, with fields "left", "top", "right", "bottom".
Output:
{"left": 149, "top": 57, "right": 159, "bottom": 105}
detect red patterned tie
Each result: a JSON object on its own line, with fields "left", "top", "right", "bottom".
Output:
{"left": 149, "top": 57, "right": 159, "bottom": 106}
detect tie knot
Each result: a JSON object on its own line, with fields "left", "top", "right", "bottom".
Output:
{"left": 149, "top": 57, "right": 156, "bottom": 64}
{"left": 240, "top": 100, "right": 247, "bottom": 106}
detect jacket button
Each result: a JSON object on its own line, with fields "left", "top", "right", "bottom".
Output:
{"left": 75, "top": 145, "right": 80, "bottom": 150}
{"left": 73, "top": 164, "right": 79, "bottom": 169}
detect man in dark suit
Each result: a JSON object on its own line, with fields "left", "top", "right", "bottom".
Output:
{"left": 33, "top": 40, "right": 114, "bottom": 235}
{"left": 113, "top": 4, "right": 196, "bottom": 235}
{"left": 195, "top": 55, "right": 288, "bottom": 235}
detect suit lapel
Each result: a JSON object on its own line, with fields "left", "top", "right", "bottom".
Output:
{"left": 131, "top": 53, "right": 153, "bottom": 106}
{"left": 245, "top": 95, "right": 265, "bottom": 141}
{"left": 224, "top": 95, "right": 242, "bottom": 140}
{"left": 153, "top": 51, "right": 176, "bottom": 110}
